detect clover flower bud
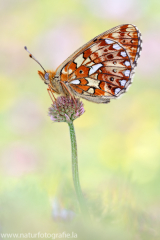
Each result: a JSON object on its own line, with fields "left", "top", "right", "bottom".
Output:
{"left": 48, "top": 96, "right": 85, "bottom": 123}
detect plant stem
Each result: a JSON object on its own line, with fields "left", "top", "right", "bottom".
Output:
{"left": 68, "top": 121, "right": 88, "bottom": 215}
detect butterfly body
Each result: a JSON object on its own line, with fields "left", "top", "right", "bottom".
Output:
{"left": 37, "top": 24, "right": 142, "bottom": 104}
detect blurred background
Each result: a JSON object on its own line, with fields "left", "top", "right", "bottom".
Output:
{"left": 0, "top": 0, "right": 160, "bottom": 239}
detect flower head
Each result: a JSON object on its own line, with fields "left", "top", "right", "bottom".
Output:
{"left": 48, "top": 96, "right": 85, "bottom": 123}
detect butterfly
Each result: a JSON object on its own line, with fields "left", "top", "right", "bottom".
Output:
{"left": 25, "top": 24, "right": 142, "bottom": 104}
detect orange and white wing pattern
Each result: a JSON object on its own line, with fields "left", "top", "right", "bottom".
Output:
{"left": 58, "top": 24, "right": 142, "bottom": 103}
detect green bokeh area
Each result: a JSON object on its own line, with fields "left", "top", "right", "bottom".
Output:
{"left": 1, "top": 0, "right": 160, "bottom": 239}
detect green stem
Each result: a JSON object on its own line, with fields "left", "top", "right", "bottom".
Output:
{"left": 68, "top": 121, "right": 88, "bottom": 215}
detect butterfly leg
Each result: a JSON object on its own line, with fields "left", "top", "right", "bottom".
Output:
{"left": 47, "top": 86, "right": 63, "bottom": 115}
{"left": 47, "top": 86, "right": 57, "bottom": 104}
{"left": 60, "top": 81, "right": 77, "bottom": 109}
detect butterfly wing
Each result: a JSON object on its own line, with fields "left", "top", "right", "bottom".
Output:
{"left": 56, "top": 24, "right": 142, "bottom": 103}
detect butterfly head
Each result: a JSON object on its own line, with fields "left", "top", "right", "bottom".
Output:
{"left": 38, "top": 71, "right": 50, "bottom": 84}
{"left": 38, "top": 70, "right": 56, "bottom": 85}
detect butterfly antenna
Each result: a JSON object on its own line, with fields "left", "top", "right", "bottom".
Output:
{"left": 24, "top": 46, "right": 46, "bottom": 73}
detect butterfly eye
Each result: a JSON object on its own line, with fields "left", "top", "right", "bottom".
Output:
{"left": 45, "top": 73, "right": 49, "bottom": 80}
{"left": 79, "top": 70, "right": 83, "bottom": 74}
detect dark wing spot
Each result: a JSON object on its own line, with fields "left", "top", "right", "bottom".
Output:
{"left": 107, "top": 54, "right": 113, "bottom": 59}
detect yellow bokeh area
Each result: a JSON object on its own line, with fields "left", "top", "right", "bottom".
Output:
{"left": 0, "top": 75, "right": 17, "bottom": 112}
{"left": 1, "top": 0, "right": 160, "bottom": 239}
